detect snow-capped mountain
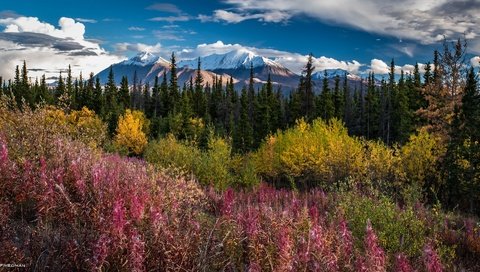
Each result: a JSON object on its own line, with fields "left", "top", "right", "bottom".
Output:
{"left": 96, "top": 51, "right": 236, "bottom": 88}
{"left": 312, "top": 69, "right": 363, "bottom": 81}
{"left": 179, "top": 49, "right": 299, "bottom": 90}
{"left": 178, "top": 49, "right": 283, "bottom": 70}
{"left": 120, "top": 51, "right": 166, "bottom": 67}
{"left": 95, "top": 50, "right": 364, "bottom": 92}
{"left": 96, "top": 51, "right": 169, "bottom": 85}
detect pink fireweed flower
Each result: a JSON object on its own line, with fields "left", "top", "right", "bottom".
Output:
{"left": 364, "top": 220, "right": 386, "bottom": 272}
{"left": 221, "top": 188, "right": 235, "bottom": 217}
{"left": 395, "top": 253, "right": 413, "bottom": 272}
{"left": 130, "top": 194, "right": 145, "bottom": 223}
{"left": 339, "top": 218, "right": 353, "bottom": 258}
{"left": 277, "top": 226, "right": 294, "bottom": 271}
{"left": 112, "top": 199, "right": 127, "bottom": 237}
{"left": 423, "top": 243, "right": 443, "bottom": 272}
{"left": 91, "top": 234, "right": 110, "bottom": 270}
{"left": 128, "top": 229, "right": 145, "bottom": 272}
{"left": 0, "top": 141, "right": 8, "bottom": 163}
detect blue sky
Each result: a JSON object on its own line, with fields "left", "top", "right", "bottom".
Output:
{"left": 0, "top": 0, "right": 479, "bottom": 79}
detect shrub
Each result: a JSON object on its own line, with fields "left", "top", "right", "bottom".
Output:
{"left": 146, "top": 134, "right": 258, "bottom": 190}
{"left": 114, "top": 109, "right": 149, "bottom": 155}
{"left": 0, "top": 101, "right": 106, "bottom": 161}
{"left": 339, "top": 192, "right": 427, "bottom": 257}
{"left": 254, "top": 118, "right": 403, "bottom": 192}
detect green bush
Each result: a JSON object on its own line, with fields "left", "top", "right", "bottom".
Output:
{"left": 339, "top": 192, "right": 427, "bottom": 257}
{"left": 145, "top": 134, "right": 259, "bottom": 190}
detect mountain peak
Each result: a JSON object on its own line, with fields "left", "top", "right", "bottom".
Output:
{"left": 121, "top": 51, "right": 167, "bottom": 67}
{"left": 178, "top": 49, "right": 283, "bottom": 70}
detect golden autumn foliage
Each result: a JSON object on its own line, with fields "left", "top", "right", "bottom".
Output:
{"left": 114, "top": 109, "right": 149, "bottom": 155}
{"left": 254, "top": 118, "right": 441, "bottom": 194}
{"left": 254, "top": 118, "right": 367, "bottom": 188}
{"left": 0, "top": 101, "right": 106, "bottom": 161}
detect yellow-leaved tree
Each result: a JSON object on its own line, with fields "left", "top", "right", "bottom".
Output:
{"left": 114, "top": 109, "right": 149, "bottom": 155}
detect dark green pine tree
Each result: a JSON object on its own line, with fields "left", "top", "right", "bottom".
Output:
{"left": 407, "top": 63, "right": 426, "bottom": 128}
{"left": 288, "top": 88, "right": 303, "bottom": 125}
{"left": 266, "top": 74, "right": 280, "bottom": 132}
{"left": 343, "top": 73, "right": 353, "bottom": 129}
{"left": 56, "top": 72, "right": 66, "bottom": 104}
{"left": 38, "top": 74, "right": 52, "bottom": 104}
{"left": 20, "top": 61, "right": 33, "bottom": 107}
{"left": 93, "top": 76, "right": 104, "bottom": 115}
{"left": 77, "top": 72, "right": 86, "bottom": 109}
{"left": 119, "top": 76, "right": 131, "bottom": 110}
{"left": 225, "top": 76, "right": 236, "bottom": 136}
{"left": 151, "top": 76, "right": 160, "bottom": 118}
{"left": 159, "top": 71, "right": 169, "bottom": 117}
{"left": 317, "top": 70, "right": 334, "bottom": 121}
{"left": 180, "top": 84, "right": 194, "bottom": 139}
{"left": 248, "top": 63, "right": 256, "bottom": 124}
{"left": 303, "top": 54, "right": 315, "bottom": 120}
{"left": 169, "top": 52, "right": 180, "bottom": 113}
{"left": 66, "top": 65, "right": 74, "bottom": 108}
{"left": 333, "top": 74, "right": 344, "bottom": 120}
{"left": 365, "top": 72, "right": 380, "bottom": 139}
{"left": 84, "top": 73, "right": 95, "bottom": 111}
{"left": 392, "top": 70, "right": 412, "bottom": 144}
{"left": 254, "top": 84, "right": 271, "bottom": 146}
{"left": 143, "top": 82, "right": 150, "bottom": 113}
{"left": 233, "top": 87, "right": 254, "bottom": 153}
{"left": 104, "top": 66, "right": 118, "bottom": 112}
{"left": 381, "top": 59, "right": 395, "bottom": 144}
{"left": 194, "top": 57, "right": 205, "bottom": 118}
{"left": 104, "top": 66, "right": 120, "bottom": 135}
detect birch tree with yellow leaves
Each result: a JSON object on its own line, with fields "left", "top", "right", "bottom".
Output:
{"left": 114, "top": 109, "right": 149, "bottom": 155}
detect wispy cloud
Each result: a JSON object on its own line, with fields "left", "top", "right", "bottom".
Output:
{"left": 153, "top": 30, "right": 185, "bottom": 41}
{"left": 102, "top": 18, "right": 121, "bottom": 22}
{"left": 75, "top": 18, "right": 97, "bottom": 23}
{"left": 128, "top": 26, "right": 145, "bottom": 31}
{"left": 114, "top": 42, "right": 162, "bottom": 54}
{"left": 148, "top": 15, "right": 191, "bottom": 23}
{"left": 200, "top": 10, "right": 291, "bottom": 24}
{"left": 146, "top": 3, "right": 182, "bottom": 14}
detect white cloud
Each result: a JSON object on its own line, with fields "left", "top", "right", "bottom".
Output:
{"left": 146, "top": 3, "right": 182, "bottom": 14}
{"left": 369, "top": 59, "right": 431, "bottom": 75}
{"left": 75, "top": 18, "right": 97, "bottom": 24}
{"left": 211, "top": 0, "right": 480, "bottom": 53}
{"left": 202, "top": 9, "right": 292, "bottom": 24}
{"left": 128, "top": 26, "right": 145, "bottom": 31}
{"left": 114, "top": 42, "right": 163, "bottom": 54}
{"left": 0, "top": 16, "right": 86, "bottom": 41}
{"left": 148, "top": 15, "right": 190, "bottom": 23}
{"left": 0, "top": 16, "right": 123, "bottom": 81}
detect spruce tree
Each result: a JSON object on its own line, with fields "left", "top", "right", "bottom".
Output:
{"left": 119, "top": 76, "right": 130, "bottom": 110}
{"left": 160, "top": 71, "right": 169, "bottom": 117}
{"left": 169, "top": 52, "right": 180, "bottom": 113}
{"left": 233, "top": 87, "right": 254, "bottom": 153}
{"left": 317, "top": 70, "right": 334, "bottom": 121}
{"left": 303, "top": 54, "right": 315, "bottom": 120}
{"left": 333, "top": 74, "right": 344, "bottom": 120}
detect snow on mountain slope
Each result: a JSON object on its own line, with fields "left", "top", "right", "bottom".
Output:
{"left": 120, "top": 51, "right": 168, "bottom": 67}
{"left": 178, "top": 49, "right": 283, "bottom": 70}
